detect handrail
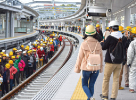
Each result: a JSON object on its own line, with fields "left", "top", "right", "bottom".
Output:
{"left": 1, "top": 40, "right": 65, "bottom": 100}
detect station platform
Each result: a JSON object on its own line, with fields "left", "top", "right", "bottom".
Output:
{"left": 52, "top": 52, "right": 135, "bottom": 100}
{"left": 31, "top": 31, "right": 135, "bottom": 100}
{"left": 0, "top": 33, "right": 31, "bottom": 39}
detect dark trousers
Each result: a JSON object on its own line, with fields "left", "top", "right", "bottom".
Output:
{"left": 82, "top": 70, "right": 99, "bottom": 100}
{"left": 60, "top": 41, "right": 61, "bottom": 46}
{"left": 28, "top": 67, "right": 33, "bottom": 76}
{"left": 13, "top": 71, "right": 19, "bottom": 86}
{"left": 20, "top": 71, "right": 24, "bottom": 81}
{"left": 2, "top": 82, "right": 8, "bottom": 96}
{"left": 24, "top": 67, "right": 28, "bottom": 78}
{"left": 50, "top": 51, "right": 53, "bottom": 58}
{"left": 54, "top": 46, "right": 58, "bottom": 51}
{"left": 10, "top": 79, "right": 13, "bottom": 91}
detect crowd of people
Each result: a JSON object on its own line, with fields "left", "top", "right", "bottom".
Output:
{"left": 75, "top": 21, "right": 136, "bottom": 100}
{"left": 0, "top": 32, "right": 63, "bottom": 97}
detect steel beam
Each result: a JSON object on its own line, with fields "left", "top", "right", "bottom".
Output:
{"left": 25, "top": 1, "right": 81, "bottom": 5}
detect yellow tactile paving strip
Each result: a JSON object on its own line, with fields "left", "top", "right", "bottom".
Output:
{"left": 71, "top": 77, "right": 87, "bottom": 100}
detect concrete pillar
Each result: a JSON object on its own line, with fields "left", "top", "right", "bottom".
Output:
{"left": 6, "top": 11, "right": 9, "bottom": 38}
{"left": 2, "top": 16, "right": 4, "bottom": 30}
{"left": 132, "top": 14, "right": 135, "bottom": 25}
{"left": 118, "top": 16, "right": 121, "bottom": 25}
{"left": 83, "top": 18, "right": 85, "bottom": 28}
{"left": 38, "top": 20, "right": 39, "bottom": 29}
{"left": 124, "top": 8, "right": 131, "bottom": 28}
{"left": 10, "top": 12, "right": 14, "bottom": 37}
{"left": 102, "top": 18, "right": 106, "bottom": 33}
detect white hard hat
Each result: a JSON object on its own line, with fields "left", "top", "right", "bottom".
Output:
{"left": 6, "top": 54, "right": 9, "bottom": 57}
{"left": 19, "top": 49, "right": 22, "bottom": 52}
{"left": 2, "top": 50, "right": 5, "bottom": 53}
{"left": 109, "top": 20, "right": 119, "bottom": 27}
{"left": 40, "top": 47, "right": 43, "bottom": 51}
{"left": 23, "top": 51, "right": 26, "bottom": 54}
{"left": 16, "top": 50, "right": 19, "bottom": 52}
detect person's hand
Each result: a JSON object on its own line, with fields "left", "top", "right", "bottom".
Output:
{"left": 7, "top": 80, "right": 9, "bottom": 83}
{"left": 101, "top": 40, "right": 104, "bottom": 43}
{"left": 12, "top": 73, "right": 14, "bottom": 75}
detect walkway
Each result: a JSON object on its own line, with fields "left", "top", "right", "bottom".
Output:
{"left": 53, "top": 51, "right": 135, "bottom": 100}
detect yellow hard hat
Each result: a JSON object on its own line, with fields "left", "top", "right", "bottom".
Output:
{"left": 5, "top": 63, "right": 10, "bottom": 69}
{"left": 9, "top": 60, "right": 13, "bottom": 65}
{"left": 16, "top": 55, "right": 20, "bottom": 58}
{"left": 3, "top": 54, "right": 6, "bottom": 57}
{"left": 37, "top": 46, "right": 40, "bottom": 49}
{"left": 96, "top": 24, "right": 100, "bottom": 28}
{"left": 9, "top": 51, "right": 13, "bottom": 56}
{"left": 41, "top": 39, "right": 43, "bottom": 41}
{"left": 106, "top": 27, "right": 109, "bottom": 30}
{"left": 30, "top": 50, "right": 33, "bottom": 52}
{"left": 28, "top": 51, "right": 31, "bottom": 54}
{"left": 85, "top": 25, "right": 96, "bottom": 35}
{"left": 25, "top": 47, "right": 29, "bottom": 50}
{"left": 36, "top": 40, "right": 38, "bottom": 42}
{"left": 125, "top": 26, "right": 132, "bottom": 31}
{"left": 0, "top": 59, "right": 1, "bottom": 62}
{"left": 0, "top": 52, "right": 3, "bottom": 55}
{"left": 13, "top": 48, "right": 17, "bottom": 51}
{"left": 12, "top": 56, "right": 15, "bottom": 59}
{"left": 119, "top": 26, "right": 124, "bottom": 33}
{"left": 50, "top": 42, "right": 53, "bottom": 44}
{"left": 21, "top": 45, "right": 24, "bottom": 48}
{"left": 33, "top": 49, "right": 36, "bottom": 52}
{"left": 34, "top": 44, "right": 37, "bottom": 46}
{"left": 40, "top": 43, "right": 43, "bottom": 46}
{"left": 131, "top": 27, "right": 136, "bottom": 34}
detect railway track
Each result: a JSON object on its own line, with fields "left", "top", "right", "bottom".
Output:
{"left": 1, "top": 38, "right": 73, "bottom": 100}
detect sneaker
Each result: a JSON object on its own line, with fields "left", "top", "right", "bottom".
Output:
{"left": 125, "top": 84, "right": 129, "bottom": 87}
{"left": 110, "top": 98, "right": 116, "bottom": 100}
{"left": 100, "top": 94, "right": 108, "bottom": 100}
{"left": 119, "top": 87, "right": 124, "bottom": 90}
{"left": 129, "top": 89, "right": 134, "bottom": 93}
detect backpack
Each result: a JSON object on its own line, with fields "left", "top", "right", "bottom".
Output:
{"left": 110, "top": 38, "right": 124, "bottom": 64}
{"left": 84, "top": 41, "right": 101, "bottom": 71}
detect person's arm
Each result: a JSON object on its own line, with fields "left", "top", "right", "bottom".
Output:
{"left": 101, "top": 36, "right": 110, "bottom": 50}
{"left": 127, "top": 42, "right": 135, "bottom": 66}
{"left": 100, "top": 49, "right": 103, "bottom": 73}
{"left": 13, "top": 66, "right": 17, "bottom": 74}
{"left": 74, "top": 44, "right": 84, "bottom": 73}
{"left": 16, "top": 56, "right": 21, "bottom": 64}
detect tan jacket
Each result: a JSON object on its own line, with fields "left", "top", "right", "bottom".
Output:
{"left": 74, "top": 37, "right": 103, "bottom": 73}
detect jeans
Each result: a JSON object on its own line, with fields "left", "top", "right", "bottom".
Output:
{"left": 10, "top": 79, "right": 13, "bottom": 91}
{"left": 82, "top": 70, "right": 99, "bottom": 100}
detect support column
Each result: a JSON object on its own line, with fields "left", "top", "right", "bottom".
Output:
{"left": 6, "top": 11, "right": 9, "bottom": 38}
{"left": 102, "top": 18, "right": 106, "bottom": 33}
{"left": 38, "top": 20, "right": 39, "bottom": 29}
{"left": 10, "top": 12, "right": 14, "bottom": 37}
{"left": 124, "top": 8, "right": 131, "bottom": 28}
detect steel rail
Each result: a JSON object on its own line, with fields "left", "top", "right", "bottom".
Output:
{"left": 1, "top": 40, "right": 66, "bottom": 100}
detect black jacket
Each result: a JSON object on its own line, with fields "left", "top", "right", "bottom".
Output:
{"left": 96, "top": 29, "right": 103, "bottom": 41}
{"left": 22, "top": 55, "right": 30, "bottom": 68}
{"left": 101, "top": 35, "right": 121, "bottom": 63}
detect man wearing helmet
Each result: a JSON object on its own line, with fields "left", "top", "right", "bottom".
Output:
{"left": 100, "top": 21, "right": 123, "bottom": 100}
{"left": 96, "top": 24, "right": 103, "bottom": 41}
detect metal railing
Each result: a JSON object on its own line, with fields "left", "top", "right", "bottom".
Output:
{"left": 0, "top": 31, "right": 39, "bottom": 51}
